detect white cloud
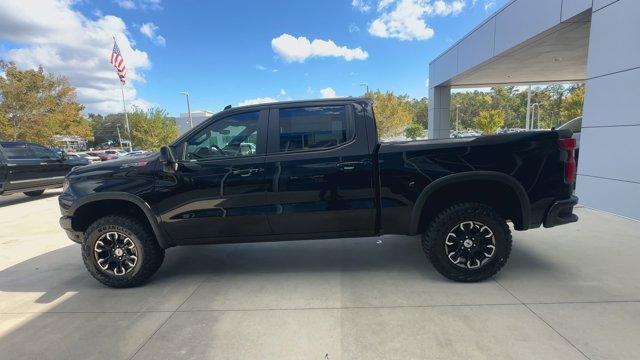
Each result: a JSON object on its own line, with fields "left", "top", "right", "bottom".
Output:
{"left": 320, "top": 87, "right": 337, "bottom": 98}
{"left": 280, "top": 89, "right": 286, "bottom": 96}
{"left": 484, "top": 0, "right": 495, "bottom": 11}
{"left": 0, "top": 0, "right": 152, "bottom": 114}
{"left": 348, "top": 23, "right": 360, "bottom": 33}
{"left": 238, "top": 97, "right": 278, "bottom": 106}
{"left": 352, "top": 0, "right": 371, "bottom": 12}
{"left": 139, "top": 22, "right": 165, "bottom": 46}
{"left": 116, "top": 0, "right": 162, "bottom": 10}
{"left": 368, "top": 0, "right": 465, "bottom": 41}
{"left": 255, "top": 64, "right": 267, "bottom": 70}
{"left": 271, "top": 33, "right": 369, "bottom": 63}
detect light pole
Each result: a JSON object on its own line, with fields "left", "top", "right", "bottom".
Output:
{"left": 455, "top": 105, "right": 461, "bottom": 131}
{"left": 531, "top": 103, "right": 540, "bottom": 129}
{"left": 359, "top": 83, "right": 369, "bottom": 96}
{"left": 116, "top": 124, "right": 123, "bottom": 149}
{"left": 180, "top": 91, "right": 193, "bottom": 129}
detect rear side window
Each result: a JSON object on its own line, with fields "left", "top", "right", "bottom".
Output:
{"left": 0, "top": 143, "right": 35, "bottom": 160}
{"left": 30, "top": 145, "right": 58, "bottom": 160}
{"left": 278, "top": 106, "right": 351, "bottom": 152}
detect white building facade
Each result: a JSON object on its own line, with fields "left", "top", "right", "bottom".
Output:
{"left": 176, "top": 110, "right": 214, "bottom": 135}
{"left": 428, "top": 0, "right": 639, "bottom": 220}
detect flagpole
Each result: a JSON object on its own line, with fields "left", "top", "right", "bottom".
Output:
{"left": 119, "top": 80, "right": 133, "bottom": 151}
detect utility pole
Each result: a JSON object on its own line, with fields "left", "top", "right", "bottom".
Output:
{"left": 525, "top": 85, "right": 532, "bottom": 130}
{"left": 180, "top": 91, "right": 193, "bottom": 129}
{"left": 116, "top": 124, "right": 123, "bottom": 149}
{"left": 455, "top": 105, "right": 461, "bottom": 131}
{"left": 359, "top": 83, "right": 369, "bottom": 96}
{"left": 531, "top": 103, "right": 541, "bottom": 129}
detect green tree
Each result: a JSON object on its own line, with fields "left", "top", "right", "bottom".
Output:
{"left": 404, "top": 122, "right": 425, "bottom": 140}
{"left": 369, "top": 90, "right": 414, "bottom": 139}
{"left": 560, "top": 84, "right": 585, "bottom": 124}
{"left": 128, "top": 107, "right": 178, "bottom": 151}
{"left": 476, "top": 109, "right": 505, "bottom": 134}
{"left": 408, "top": 97, "right": 428, "bottom": 129}
{"left": 0, "top": 61, "right": 92, "bottom": 145}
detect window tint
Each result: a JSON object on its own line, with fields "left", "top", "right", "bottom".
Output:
{"left": 30, "top": 145, "right": 58, "bottom": 160}
{"left": 279, "top": 106, "right": 349, "bottom": 152}
{"left": 185, "top": 111, "right": 260, "bottom": 160}
{"left": 1, "top": 143, "right": 35, "bottom": 160}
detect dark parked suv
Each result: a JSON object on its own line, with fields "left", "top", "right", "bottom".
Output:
{"left": 59, "top": 98, "right": 578, "bottom": 287}
{"left": 1, "top": 141, "right": 89, "bottom": 197}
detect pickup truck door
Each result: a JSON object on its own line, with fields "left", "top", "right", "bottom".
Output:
{"left": 155, "top": 109, "right": 272, "bottom": 243}
{"left": 0, "top": 143, "right": 43, "bottom": 192}
{"left": 29, "top": 144, "right": 69, "bottom": 183}
{"left": 264, "top": 104, "right": 376, "bottom": 236}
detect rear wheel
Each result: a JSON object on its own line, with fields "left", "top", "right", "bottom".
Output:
{"left": 422, "top": 203, "right": 512, "bottom": 282}
{"left": 23, "top": 190, "right": 45, "bottom": 197}
{"left": 82, "top": 215, "right": 164, "bottom": 288}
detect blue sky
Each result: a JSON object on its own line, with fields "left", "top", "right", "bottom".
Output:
{"left": 0, "top": 0, "right": 507, "bottom": 116}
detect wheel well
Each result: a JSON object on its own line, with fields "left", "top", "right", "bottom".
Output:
{"left": 71, "top": 199, "right": 154, "bottom": 236}
{"left": 416, "top": 180, "right": 525, "bottom": 234}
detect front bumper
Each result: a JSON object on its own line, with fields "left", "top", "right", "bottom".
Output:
{"left": 543, "top": 195, "right": 579, "bottom": 228}
{"left": 59, "top": 216, "right": 83, "bottom": 244}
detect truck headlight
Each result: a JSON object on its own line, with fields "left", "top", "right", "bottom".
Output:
{"left": 62, "top": 179, "right": 70, "bottom": 192}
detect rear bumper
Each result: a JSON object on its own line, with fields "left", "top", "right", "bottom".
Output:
{"left": 543, "top": 196, "right": 579, "bottom": 228}
{"left": 59, "top": 216, "right": 83, "bottom": 244}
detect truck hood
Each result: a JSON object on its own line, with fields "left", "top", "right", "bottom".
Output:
{"left": 67, "top": 152, "right": 159, "bottom": 177}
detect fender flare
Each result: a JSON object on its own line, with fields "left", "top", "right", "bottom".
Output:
{"left": 409, "top": 171, "right": 531, "bottom": 235}
{"left": 69, "top": 192, "right": 172, "bottom": 249}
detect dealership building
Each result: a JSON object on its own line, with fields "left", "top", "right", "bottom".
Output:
{"left": 428, "top": 0, "right": 639, "bottom": 220}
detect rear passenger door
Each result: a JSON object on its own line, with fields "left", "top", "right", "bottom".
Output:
{"left": 264, "top": 103, "right": 376, "bottom": 236}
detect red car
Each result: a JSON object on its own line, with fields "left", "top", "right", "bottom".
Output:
{"left": 86, "top": 151, "right": 118, "bottom": 161}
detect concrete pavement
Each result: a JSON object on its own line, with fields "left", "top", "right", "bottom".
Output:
{"left": 1, "top": 190, "right": 639, "bottom": 359}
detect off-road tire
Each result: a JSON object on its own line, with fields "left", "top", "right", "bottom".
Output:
{"left": 422, "top": 202, "right": 512, "bottom": 282}
{"left": 82, "top": 215, "right": 164, "bottom": 288}
{"left": 23, "top": 190, "right": 45, "bottom": 197}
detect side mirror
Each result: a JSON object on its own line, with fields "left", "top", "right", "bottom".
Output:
{"left": 160, "top": 146, "right": 177, "bottom": 171}
{"left": 59, "top": 150, "right": 68, "bottom": 161}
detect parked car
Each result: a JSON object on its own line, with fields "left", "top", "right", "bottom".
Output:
{"left": 73, "top": 152, "right": 102, "bottom": 164}
{"left": 0, "top": 141, "right": 90, "bottom": 197}
{"left": 104, "top": 149, "right": 128, "bottom": 158}
{"left": 86, "top": 151, "right": 118, "bottom": 161}
{"left": 121, "top": 150, "right": 148, "bottom": 157}
{"left": 59, "top": 98, "right": 578, "bottom": 288}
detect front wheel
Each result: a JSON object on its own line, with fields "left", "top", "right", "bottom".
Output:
{"left": 422, "top": 203, "right": 512, "bottom": 282}
{"left": 82, "top": 215, "right": 164, "bottom": 288}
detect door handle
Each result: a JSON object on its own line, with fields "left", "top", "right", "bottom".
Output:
{"left": 40, "top": 162, "right": 48, "bottom": 165}
{"left": 337, "top": 161, "right": 366, "bottom": 171}
{"left": 232, "top": 168, "right": 263, "bottom": 177}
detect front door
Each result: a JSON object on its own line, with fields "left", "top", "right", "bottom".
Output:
{"left": 264, "top": 104, "right": 376, "bottom": 236}
{"left": 29, "top": 144, "right": 69, "bottom": 183}
{"left": 155, "top": 109, "right": 271, "bottom": 243}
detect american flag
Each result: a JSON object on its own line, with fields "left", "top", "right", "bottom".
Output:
{"left": 110, "top": 40, "right": 127, "bottom": 84}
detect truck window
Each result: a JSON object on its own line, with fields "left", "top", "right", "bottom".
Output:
{"left": 0, "top": 143, "right": 35, "bottom": 160}
{"left": 185, "top": 111, "right": 259, "bottom": 160}
{"left": 278, "top": 106, "right": 351, "bottom": 152}
{"left": 30, "top": 145, "right": 59, "bottom": 160}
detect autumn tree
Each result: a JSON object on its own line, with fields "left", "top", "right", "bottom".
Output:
{"left": 476, "top": 109, "right": 505, "bottom": 134}
{"left": 369, "top": 90, "right": 414, "bottom": 139}
{"left": 128, "top": 107, "right": 178, "bottom": 151}
{"left": 0, "top": 61, "right": 92, "bottom": 145}
{"left": 560, "top": 84, "right": 585, "bottom": 122}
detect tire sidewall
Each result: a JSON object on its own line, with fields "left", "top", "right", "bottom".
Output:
{"left": 429, "top": 205, "right": 510, "bottom": 279}
{"left": 83, "top": 222, "right": 146, "bottom": 282}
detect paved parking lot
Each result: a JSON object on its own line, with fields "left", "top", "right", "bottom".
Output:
{"left": 1, "top": 190, "right": 639, "bottom": 360}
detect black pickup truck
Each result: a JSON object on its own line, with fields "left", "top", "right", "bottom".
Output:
{"left": 59, "top": 98, "right": 578, "bottom": 287}
{"left": 1, "top": 141, "right": 89, "bottom": 197}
